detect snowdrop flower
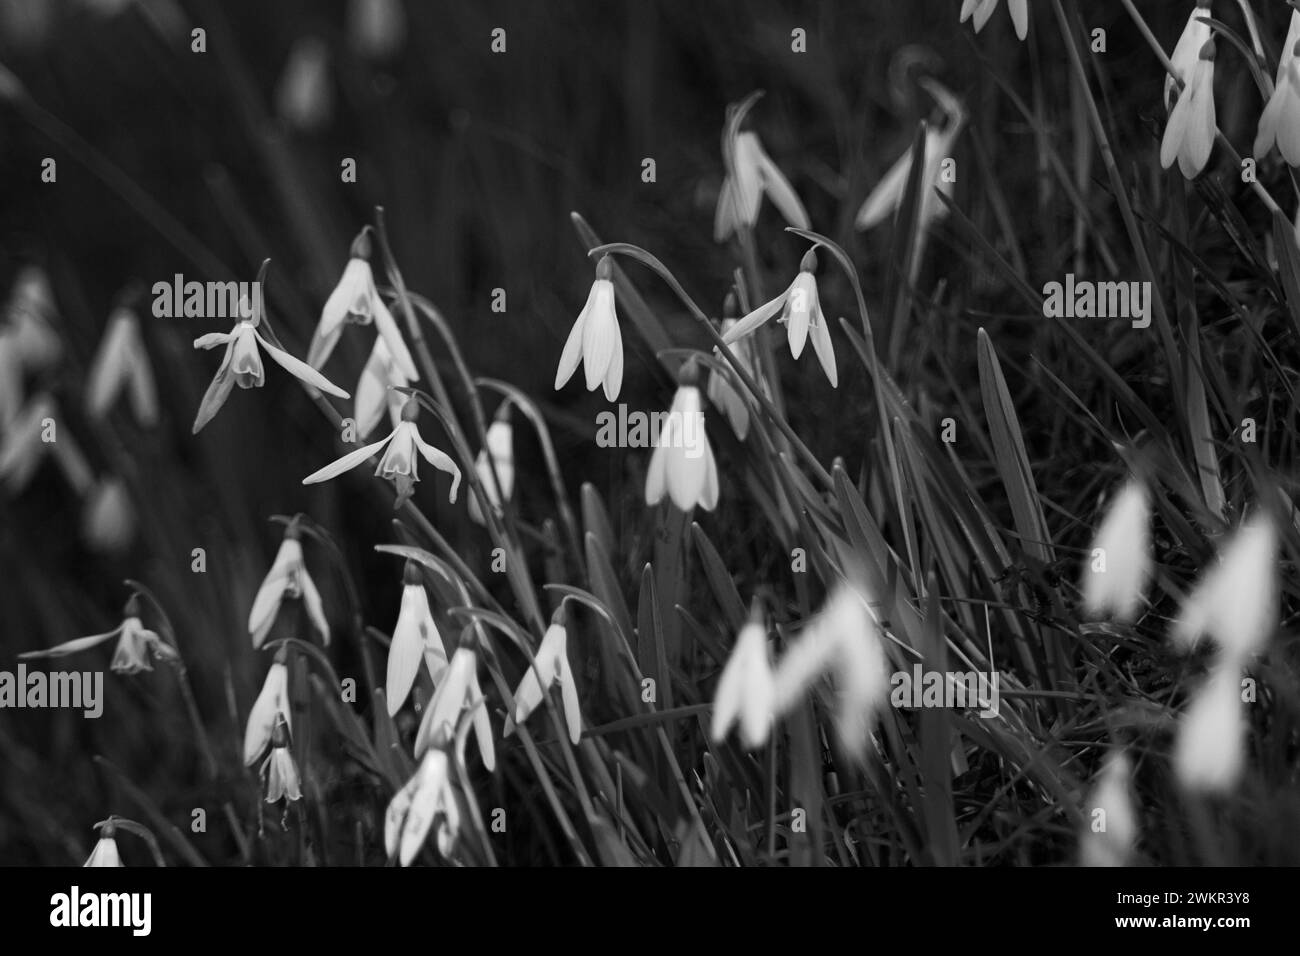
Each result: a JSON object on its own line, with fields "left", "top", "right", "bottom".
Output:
{"left": 261, "top": 718, "right": 302, "bottom": 803}
{"left": 302, "top": 396, "right": 461, "bottom": 510}
{"left": 354, "top": 335, "right": 409, "bottom": 439}
{"left": 4, "top": 265, "right": 61, "bottom": 371}
{"left": 1080, "top": 479, "right": 1151, "bottom": 623}
{"left": 468, "top": 405, "right": 514, "bottom": 526}
{"left": 414, "top": 640, "right": 495, "bottom": 771}
{"left": 386, "top": 561, "right": 450, "bottom": 716}
{"left": 1079, "top": 751, "right": 1138, "bottom": 867}
{"left": 1166, "top": 1, "right": 1214, "bottom": 110}
{"left": 384, "top": 747, "right": 460, "bottom": 865}
{"left": 248, "top": 523, "right": 329, "bottom": 648}
{"left": 276, "top": 36, "right": 332, "bottom": 133}
{"left": 244, "top": 659, "right": 293, "bottom": 766}
{"left": 348, "top": 0, "right": 406, "bottom": 60}
{"left": 308, "top": 229, "right": 418, "bottom": 380}
{"left": 1160, "top": 38, "right": 1217, "bottom": 179}
{"left": 707, "top": 295, "right": 763, "bottom": 440}
{"left": 84, "top": 826, "right": 123, "bottom": 867}
{"left": 192, "top": 286, "right": 348, "bottom": 434}
{"left": 82, "top": 476, "right": 134, "bottom": 554}
{"left": 1170, "top": 512, "right": 1277, "bottom": 659}
{"left": 772, "top": 578, "right": 890, "bottom": 755}
{"left": 0, "top": 392, "right": 55, "bottom": 493}
{"left": 19, "top": 596, "right": 177, "bottom": 675}
{"left": 555, "top": 255, "right": 623, "bottom": 401}
{"left": 645, "top": 360, "right": 719, "bottom": 512}
{"left": 85, "top": 307, "right": 157, "bottom": 427}
{"left": 713, "top": 130, "right": 809, "bottom": 242}
{"left": 710, "top": 610, "right": 775, "bottom": 749}
{"left": 505, "top": 611, "right": 581, "bottom": 744}
{"left": 1172, "top": 660, "right": 1246, "bottom": 794}
{"left": 1255, "top": 39, "right": 1300, "bottom": 164}
{"left": 721, "top": 249, "right": 837, "bottom": 387}
{"left": 959, "top": 0, "right": 1028, "bottom": 41}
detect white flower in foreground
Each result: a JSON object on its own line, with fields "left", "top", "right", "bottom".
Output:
{"left": 714, "top": 130, "right": 810, "bottom": 242}
{"left": 348, "top": 0, "right": 406, "bottom": 59}
{"left": 85, "top": 307, "right": 157, "bottom": 427}
{"left": 82, "top": 476, "right": 135, "bottom": 554}
{"left": 960, "top": 0, "right": 1027, "bottom": 40}
{"left": 385, "top": 747, "right": 460, "bottom": 865}
{"left": 5, "top": 265, "right": 62, "bottom": 371}
{"left": 1255, "top": 39, "right": 1300, "bottom": 164}
{"left": 1079, "top": 750, "right": 1138, "bottom": 867}
{"left": 308, "top": 229, "right": 418, "bottom": 380}
{"left": 1172, "top": 660, "right": 1246, "bottom": 794}
{"left": 302, "top": 397, "right": 462, "bottom": 510}
{"left": 1170, "top": 511, "right": 1277, "bottom": 659}
{"left": 85, "top": 831, "right": 123, "bottom": 868}
{"left": 469, "top": 406, "right": 514, "bottom": 526}
{"left": 248, "top": 524, "right": 329, "bottom": 648}
{"left": 192, "top": 292, "right": 349, "bottom": 434}
{"left": 354, "top": 335, "right": 409, "bottom": 439}
{"left": 414, "top": 642, "right": 495, "bottom": 771}
{"left": 276, "top": 36, "right": 331, "bottom": 132}
{"left": 646, "top": 361, "right": 719, "bottom": 512}
{"left": 1080, "top": 479, "right": 1151, "bottom": 623}
{"left": 261, "top": 718, "right": 302, "bottom": 804}
{"left": 772, "top": 579, "right": 890, "bottom": 755}
{"left": 1165, "top": 1, "right": 1214, "bottom": 110}
{"left": 19, "top": 596, "right": 177, "bottom": 675}
{"left": 387, "top": 561, "right": 450, "bottom": 716}
{"left": 505, "top": 615, "right": 581, "bottom": 744}
{"left": 244, "top": 660, "right": 293, "bottom": 766}
{"left": 720, "top": 249, "right": 837, "bottom": 387}
{"left": 710, "top": 611, "right": 775, "bottom": 749}
{"left": 1161, "top": 38, "right": 1217, "bottom": 179}
{"left": 555, "top": 255, "right": 623, "bottom": 401}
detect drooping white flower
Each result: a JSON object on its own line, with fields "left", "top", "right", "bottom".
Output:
{"left": 82, "top": 476, "right": 135, "bottom": 555}
{"left": 276, "top": 36, "right": 332, "bottom": 133}
{"left": 1080, "top": 479, "right": 1151, "bottom": 623}
{"left": 4, "top": 265, "right": 61, "bottom": 371}
{"left": 0, "top": 393, "right": 93, "bottom": 496}
{"left": 1170, "top": 511, "right": 1277, "bottom": 659}
{"left": 959, "top": 0, "right": 1028, "bottom": 41}
{"left": 555, "top": 255, "right": 623, "bottom": 401}
{"left": 720, "top": 249, "right": 837, "bottom": 387}
{"left": 707, "top": 302, "right": 763, "bottom": 440}
{"left": 714, "top": 130, "right": 809, "bottom": 242}
{"left": 261, "top": 718, "right": 302, "bottom": 803}
{"left": 348, "top": 0, "right": 406, "bottom": 60}
{"left": 308, "top": 229, "right": 418, "bottom": 380}
{"left": 354, "top": 335, "right": 409, "bottom": 440}
{"left": 1172, "top": 660, "right": 1246, "bottom": 794}
{"left": 85, "top": 307, "right": 158, "bottom": 427}
{"left": 384, "top": 747, "right": 460, "bottom": 865}
{"left": 710, "top": 611, "right": 775, "bottom": 749}
{"left": 505, "top": 616, "right": 581, "bottom": 744}
{"left": 84, "top": 832, "right": 123, "bottom": 867}
{"left": 18, "top": 595, "right": 177, "bottom": 676}
{"left": 1255, "top": 39, "right": 1300, "bottom": 164}
{"left": 1161, "top": 38, "right": 1217, "bottom": 179}
{"left": 1165, "top": 1, "right": 1214, "bottom": 110}
{"left": 248, "top": 524, "right": 330, "bottom": 648}
{"left": 414, "top": 642, "right": 495, "bottom": 771}
{"left": 1079, "top": 750, "right": 1138, "bottom": 867}
{"left": 244, "top": 660, "right": 293, "bottom": 766}
{"left": 645, "top": 363, "right": 720, "bottom": 512}
{"left": 302, "top": 396, "right": 461, "bottom": 510}
{"left": 386, "top": 561, "right": 450, "bottom": 716}
{"left": 468, "top": 406, "right": 514, "bottom": 526}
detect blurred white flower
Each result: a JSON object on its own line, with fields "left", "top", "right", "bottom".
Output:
{"left": 82, "top": 476, "right": 135, "bottom": 555}
{"left": 1079, "top": 750, "right": 1138, "bottom": 867}
{"left": 248, "top": 526, "right": 329, "bottom": 648}
{"left": 0, "top": 328, "right": 22, "bottom": 430}
{"left": 721, "top": 249, "right": 837, "bottom": 387}
{"left": 276, "top": 36, "right": 332, "bottom": 133}
{"left": 1170, "top": 511, "right": 1277, "bottom": 659}
{"left": 244, "top": 661, "right": 293, "bottom": 766}
{"left": 1172, "top": 660, "right": 1246, "bottom": 794}
{"left": 261, "top": 719, "right": 302, "bottom": 803}
{"left": 959, "top": 0, "right": 1027, "bottom": 40}
{"left": 384, "top": 747, "right": 460, "bottom": 866}
{"left": 309, "top": 229, "right": 418, "bottom": 380}
{"left": 1161, "top": 38, "right": 1216, "bottom": 179}
{"left": 505, "top": 618, "right": 581, "bottom": 744}
{"left": 84, "top": 834, "right": 123, "bottom": 868}
{"left": 5, "top": 265, "right": 61, "bottom": 370}
{"left": 86, "top": 307, "right": 158, "bottom": 427}
{"left": 645, "top": 369, "right": 720, "bottom": 513}
{"left": 468, "top": 408, "right": 514, "bottom": 526}
{"left": 302, "top": 397, "right": 461, "bottom": 510}
{"left": 710, "top": 612, "right": 774, "bottom": 749}
{"left": 354, "top": 335, "right": 409, "bottom": 439}
{"left": 1080, "top": 479, "right": 1151, "bottom": 623}
{"left": 386, "top": 561, "right": 449, "bottom": 716}
{"left": 713, "top": 130, "right": 809, "bottom": 242}
{"left": 348, "top": 0, "right": 406, "bottom": 60}
{"left": 1255, "top": 39, "right": 1300, "bottom": 164}
{"left": 1166, "top": 1, "right": 1214, "bottom": 110}
{"left": 414, "top": 643, "right": 495, "bottom": 771}
{"left": 19, "top": 597, "right": 177, "bottom": 675}
{"left": 555, "top": 255, "right": 623, "bottom": 401}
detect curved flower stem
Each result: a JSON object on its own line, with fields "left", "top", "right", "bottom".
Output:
{"left": 98, "top": 815, "right": 168, "bottom": 867}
